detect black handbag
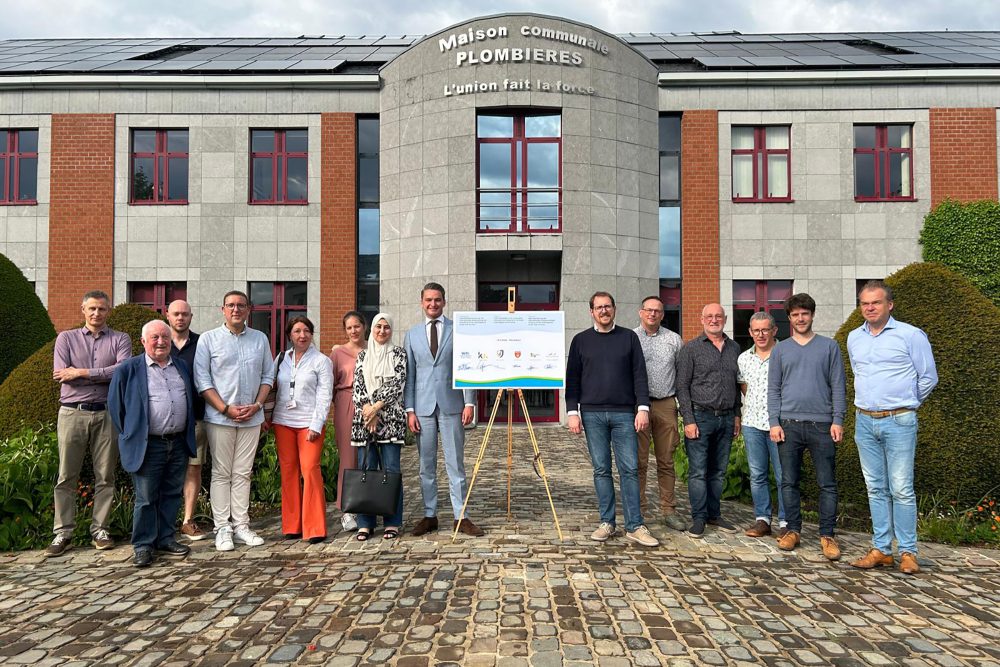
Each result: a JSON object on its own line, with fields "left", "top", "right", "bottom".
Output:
{"left": 341, "top": 443, "right": 402, "bottom": 516}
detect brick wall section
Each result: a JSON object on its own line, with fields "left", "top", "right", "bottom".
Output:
{"left": 320, "top": 113, "right": 357, "bottom": 348}
{"left": 680, "top": 110, "right": 720, "bottom": 341}
{"left": 48, "top": 114, "right": 116, "bottom": 330}
{"left": 929, "top": 108, "right": 999, "bottom": 207}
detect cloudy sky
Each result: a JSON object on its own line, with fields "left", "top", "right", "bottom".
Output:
{"left": 0, "top": 0, "right": 997, "bottom": 39}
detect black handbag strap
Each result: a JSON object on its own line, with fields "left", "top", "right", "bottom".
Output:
{"left": 357, "top": 442, "right": 384, "bottom": 471}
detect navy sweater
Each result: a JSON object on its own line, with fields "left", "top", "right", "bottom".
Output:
{"left": 565, "top": 326, "right": 650, "bottom": 413}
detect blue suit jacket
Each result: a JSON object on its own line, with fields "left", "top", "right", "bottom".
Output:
{"left": 403, "top": 316, "right": 474, "bottom": 417}
{"left": 109, "top": 354, "right": 197, "bottom": 473}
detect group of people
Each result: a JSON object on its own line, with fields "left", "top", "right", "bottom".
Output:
{"left": 46, "top": 279, "right": 936, "bottom": 575}
{"left": 45, "top": 282, "right": 481, "bottom": 566}
{"left": 567, "top": 281, "right": 937, "bottom": 574}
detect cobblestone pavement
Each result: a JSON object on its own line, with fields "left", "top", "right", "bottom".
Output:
{"left": 1, "top": 426, "right": 999, "bottom": 666}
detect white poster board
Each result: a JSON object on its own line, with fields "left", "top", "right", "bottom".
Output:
{"left": 452, "top": 311, "right": 565, "bottom": 389}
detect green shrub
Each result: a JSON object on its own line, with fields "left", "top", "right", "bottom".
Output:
{"left": 802, "top": 263, "right": 1000, "bottom": 515}
{"left": 0, "top": 303, "right": 162, "bottom": 439}
{"left": 0, "top": 253, "right": 56, "bottom": 384}
{"left": 0, "top": 428, "right": 60, "bottom": 550}
{"left": 920, "top": 199, "right": 1000, "bottom": 307}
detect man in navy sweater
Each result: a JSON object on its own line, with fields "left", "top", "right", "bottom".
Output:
{"left": 566, "top": 291, "right": 659, "bottom": 547}
{"left": 767, "top": 292, "right": 846, "bottom": 560}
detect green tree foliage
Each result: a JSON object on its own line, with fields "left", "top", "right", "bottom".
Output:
{"left": 0, "top": 303, "right": 163, "bottom": 439}
{"left": 920, "top": 199, "right": 1000, "bottom": 307}
{"left": 805, "top": 263, "right": 1000, "bottom": 515}
{"left": 0, "top": 253, "right": 56, "bottom": 384}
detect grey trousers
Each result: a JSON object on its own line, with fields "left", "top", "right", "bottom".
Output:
{"left": 54, "top": 407, "right": 118, "bottom": 537}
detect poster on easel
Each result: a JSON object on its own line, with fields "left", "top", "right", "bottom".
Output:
{"left": 452, "top": 311, "right": 565, "bottom": 389}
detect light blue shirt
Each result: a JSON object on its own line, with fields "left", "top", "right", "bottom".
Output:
{"left": 847, "top": 316, "right": 938, "bottom": 411}
{"left": 145, "top": 355, "right": 188, "bottom": 436}
{"left": 194, "top": 324, "right": 275, "bottom": 427}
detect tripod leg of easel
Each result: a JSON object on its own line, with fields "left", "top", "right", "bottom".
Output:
{"left": 452, "top": 389, "right": 505, "bottom": 542}
{"left": 517, "top": 389, "right": 564, "bottom": 540}
{"left": 507, "top": 389, "right": 513, "bottom": 520}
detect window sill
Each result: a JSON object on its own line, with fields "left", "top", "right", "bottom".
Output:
{"left": 128, "top": 201, "right": 189, "bottom": 206}
{"left": 732, "top": 198, "right": 794, "bottom": 204}
{"left": 0, "top": 200, "right": 38, "bottom": 206}
{"left": 248, "top": 201, "right": 309, "bottom": 206}
{"left": 854, "top": 197, "right": 917, "bottom": 203}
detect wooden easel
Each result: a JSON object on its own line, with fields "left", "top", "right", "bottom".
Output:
{"left": 451, "top": 287, "right": 564, "bottom": 541}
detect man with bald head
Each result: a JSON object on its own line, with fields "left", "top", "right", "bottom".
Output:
{"left": 109, "top": 320, "right": 197, "bottom": 567}
{"left": 676, "top": 303, "right": 742, "bottom": 537}
{"left": 166, "top": 300, "right": 209, "bottom": 541}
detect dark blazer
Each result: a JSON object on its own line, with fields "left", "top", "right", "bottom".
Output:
{"left": 109, "top": 354, "right": 197, "bottom": 473}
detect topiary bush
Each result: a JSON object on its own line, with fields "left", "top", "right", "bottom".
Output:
{"left": 0, "top": 302, "right": 162, "bottom": 439}
{"left": 920, "top": 199, "right": 1000, "bottom": 307}
{"left": 801, "top": 262, "right": 1000, "bottom": 516}
{"left": 0, "top": 253, "right": 56, "bottom": 384}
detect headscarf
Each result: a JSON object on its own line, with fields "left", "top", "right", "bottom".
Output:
{"left": 361, "top": 312, "right": 397, "bottom": 395}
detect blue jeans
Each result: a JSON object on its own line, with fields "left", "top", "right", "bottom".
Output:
{"left": 743, "top": 426, "right": 786, "bottom": 524}
{"left": 581, "top": 411, "right": 643, "bottom": 532}
{"left": 131, "top": 434, "right": 188, "bottom": 551}
{"left": 855, "top": 410, "right": 918, "bottom": 554}
{"left": 778, "top": 420, "right": 838, "bottom": 536}
{"left": 685, "top": 409, "right": 735, "bottom": 522}
{"left": 356, "top": 444, "right": 404, "bottom": 531}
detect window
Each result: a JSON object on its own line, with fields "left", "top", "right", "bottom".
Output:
{"left": 732, "top": 280, "right": 793, "bottom": 351}
{"left": 854, "top": 125, "right": 913, "bottom": 201}
{"left": 357, "top": 117, "right": 380, "bottom": 324}
{"left": 477, "top": 113, "right": 561, "bottom": 233}
{"left": 249, "top": 281, "right": 307, "bottom": 355}
{"left": 732, "top": 126, "right": 790, "bottom": 202}
{"left": 1, "top": 129, "right": 38, "bottom": 205}
{"left": 250, "top": 129, "right": 308, "bottom": 204}
{"left": 659, "top": 114, "right": 682, "bottom": 333}
{"left": 128, "top": 282, "right": 187, "bottom": 315}
{"left": 130, "top": 129, "right": 188, "bottom": 204}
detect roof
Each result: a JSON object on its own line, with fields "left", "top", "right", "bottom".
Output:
{"left": 1, "top": 31, "right": 999, "bottom": 75}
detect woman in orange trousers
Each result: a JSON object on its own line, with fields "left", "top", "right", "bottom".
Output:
{"left": 268, "top": 316, "right": 334, "bottom": 543}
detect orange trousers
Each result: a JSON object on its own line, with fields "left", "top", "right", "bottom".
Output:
{"left": 273, "top": 424, "right": 327, "bottom": 539}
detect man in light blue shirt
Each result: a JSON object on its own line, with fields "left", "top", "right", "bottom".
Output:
{"left": 848, "top": 280, "right": 937, "bottom": 575}
{"left": 194, "top": 290, "right": 275, "bottom": 552}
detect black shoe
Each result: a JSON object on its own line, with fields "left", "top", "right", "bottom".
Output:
{"left": 284, "top": 533, "right": 302, "bottom": 540}
{"left": 708, "top": 517, "right": 737, "bottom": 533}
{"left": 157, "top": 541, "right": 191, "bottom": 558}
{"left": 308, "top": 536, "right": 325, "bottom": 544}
{"left": 133, "top": 549, "right": 154, "bottom": 567}
{"left": 687, "top": 519, "right": 706, "bottom": 538}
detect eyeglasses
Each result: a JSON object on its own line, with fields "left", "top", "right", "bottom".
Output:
{"left": 750, "top": 329, "right": 773, "bottom": 336}
{"left": 223, "top": 303, "right": 248, "bottom": 311}
{"left": 593, "top": 305, "right": 615, "bottom": 312}
{"left": 640, "top": 308, "right": 664, "bottom": 315}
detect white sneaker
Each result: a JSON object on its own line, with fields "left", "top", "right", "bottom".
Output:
{"left": 233, "top": 525, "right": 264, "bottom": 547}
{"left": 625, "top": 525, "right": 660, "bottom": 547}
{"left": 341, "top": 513, "right": 358, "bottom": 532}
{"left": 215, "top": 525, "right": 234, "bottom": 552}
{"left": 590, "top": 522, "right": 617, "bottom": 542}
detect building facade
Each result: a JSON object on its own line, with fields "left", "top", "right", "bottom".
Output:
{"left": 2, "top": 15, "right": 998, "bottom": 420}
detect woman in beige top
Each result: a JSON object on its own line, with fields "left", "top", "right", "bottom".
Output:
{"left": 329, "top": 311, "right": 366, "bottom": 531}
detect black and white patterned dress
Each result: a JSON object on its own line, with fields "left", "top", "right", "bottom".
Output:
{"left": 350, "top": 345, "right": 407, "bottom": 446}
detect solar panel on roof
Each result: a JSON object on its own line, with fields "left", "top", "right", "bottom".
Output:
{"left": 789, "top": 56, "right": 850, "bottom": 66}
{"left": 238, "top": 60, "right": 296, "bottom": 70}
{"left": 695, "top": 56, "right": 750, "bottom": 67}
{"left": 259, "top": 39, "right": 304, "bottom": 46}
{"left": 150, "top": 60, "right": 209, "bottom": 70}
{"left": 286, "top": 59, "right": 345, "bottom": 70}
{"left": 94, "top": 60, "right": 163, "bottom": 71}
{"left": 743, "top": 56, "right": 799, "bottom": 66}
{"left": 225, "top": 39, "right": 268, "bottom": 46}
{"left": 193, "top": 60, "right": 254, "bottom": 70}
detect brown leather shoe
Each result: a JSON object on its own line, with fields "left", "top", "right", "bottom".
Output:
{"left": 850, "top": 548, "right": 894, "bottom": 569}
{"left": 899, "top": 552, "right": 920, "bottom": 575}
{"left": 777, "top": 530, "right": 800, "bottom": 551}
{"left": 454, "top": 518, "right": 485, "bottom": 537}
{"left": 745, "top": 519, "right": 772, "bottom": 538}
{"left": 411, "top": 516, "right": 439, "bottom": 536}
{"left": 776, "top": 526, "right": 789, "bottom": 539}
{"left": 820, "top": 536, "right": 841, "bottom": 561}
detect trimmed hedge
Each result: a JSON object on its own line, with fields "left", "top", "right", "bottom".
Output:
{"left": 0, "top": 303, "right": 162, "bottom": 439}
{"left": 920, "top": 199, "right": 1000, "bottom": 307}
{"left": 0, "top": 253, "right": 56, "bottom": 384}
{"left": 801, "top": 263, "right": 1000, "bottom": 515}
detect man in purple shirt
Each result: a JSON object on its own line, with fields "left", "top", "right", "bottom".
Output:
{"left": 47, "top": 290, "right": 131, "bottom": 557}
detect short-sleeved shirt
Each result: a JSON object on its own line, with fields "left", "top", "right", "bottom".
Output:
{"left": 633, "top": 325, "right": 683, "bottom": 399}
{"left": 737, "top": 347, "right": 771, "bottom": 431}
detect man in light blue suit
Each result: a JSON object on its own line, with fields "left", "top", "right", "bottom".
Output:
{"left": 109, "top": 320, "right": 197, "bottom": 567}
{"left": 404, "top": 282, "right": 484, "bottom": 537}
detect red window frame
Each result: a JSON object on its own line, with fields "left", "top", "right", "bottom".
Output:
{"left": 854, "top": 124, "right": 915, "bottom": 202}
{"left": 732, "top": 280, "right": 793, "bottom": 351}
{"left": 476, "top": 114, "right": 562, "bottom": 233}
{"left": 248, "top": 281, "right": 308, "bottom": 355}
{"left": 249, "top": 129, "right": 308, "bottom": 205}
{"left": 129, "top": 129, "right": 189, "bottom": 205}
{"left": 128, "top": 282, "right": 187, "bottom": 315}
{"left": 731, "top": 126, "right": 792, "bottom": 203}
{"left": 1, "top": 129, "right": 38, "bottom": 205}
